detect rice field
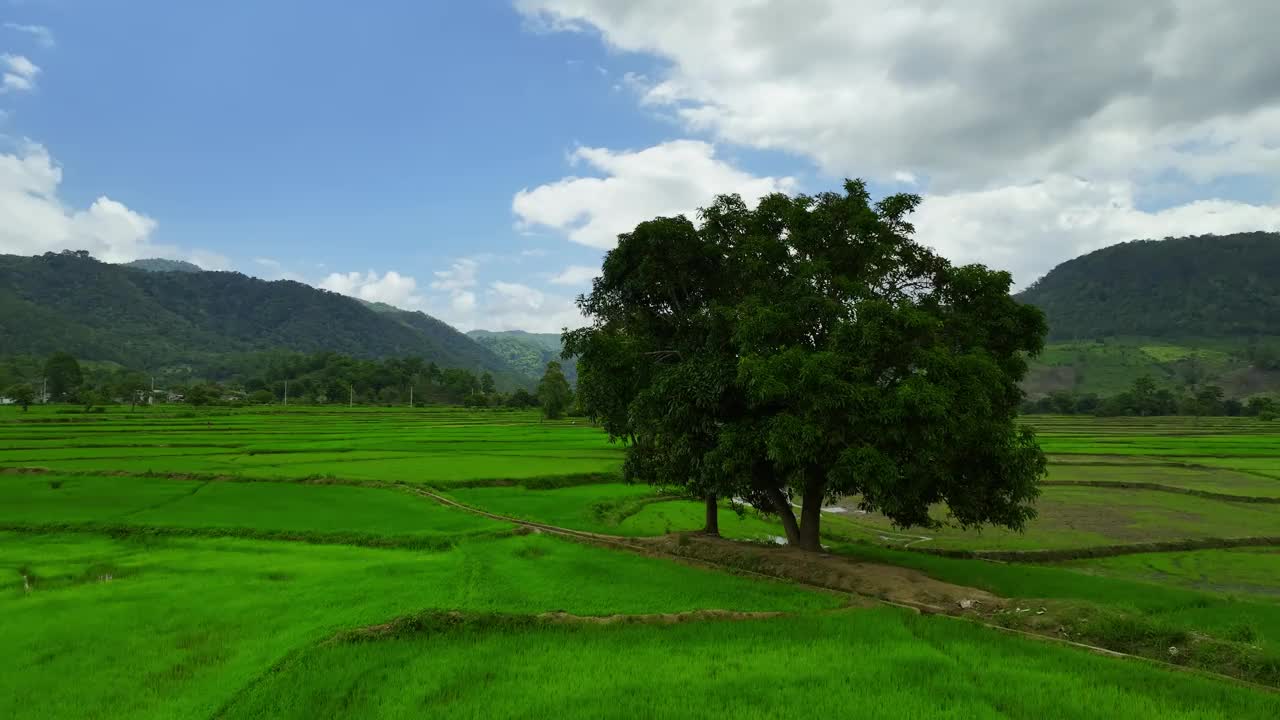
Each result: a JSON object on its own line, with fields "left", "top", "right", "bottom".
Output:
{"left": 2, "top": 405, "right": 1278, "bottom": 717}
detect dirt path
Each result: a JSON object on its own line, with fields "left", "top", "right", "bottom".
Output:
{"left": 412, "top": 487, "right": 997, "bottom": 612}
{"left": 412, "top": 487, "right": 1280, "bottom": 694}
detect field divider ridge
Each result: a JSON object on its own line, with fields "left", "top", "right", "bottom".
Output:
{"left": 1040, "top": 479, "right": 1280, "bottom": 504}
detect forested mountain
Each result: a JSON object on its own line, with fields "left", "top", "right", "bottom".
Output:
{"left": 1017, "top": 232, "right": 1280, "bottom": 340}
{"left": 0, "top": 251, "right": 528, "bottom": 388}
{"left": 1015, "top": 232, "right": 1280, "bottom": 399}
{"left": 124, "top": 258, "right": 204, "bottom": 273}
{"left": 467, "top": 329, "right": 577, "bottom": 383}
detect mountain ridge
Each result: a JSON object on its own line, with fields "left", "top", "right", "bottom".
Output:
{"left": 0, "top": 251, "right": 529, "bottom": 389}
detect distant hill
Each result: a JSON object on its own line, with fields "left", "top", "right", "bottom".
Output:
{"left": 1017, "top": 232, "right": 1280, "bottom": 340}
{"left": 467, "top": 329, "right": 577, "bottom": 384}
{"left": 124, "top": 258, "right": 205, "bottom": 273}
{"left": 1015, "top": 232, "right": 1280, "bottom": 398}
{"left": 0, "top": 251, "right": 528, "bottom": 388}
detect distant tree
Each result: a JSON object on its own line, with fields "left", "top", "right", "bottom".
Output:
{"left": 571, "top": 181, "right": 1048, "bottom": 550}
{"left": 81, "top": 388, "right": 107, "bottom": 412}
{"left": 1047, "top": 390, "right": 1077, "bottom": 414}
{"left": 6, "top": 383, "right": 35, "bottom": 411}
{"left": 44, "top": 352, "right": 83, "bottom": 401}
{"left": 537, "top": 361, "right": 573, "bottom": 420}
{"left": 186, "top": 384, "right": 214, "bottom": 406}
{"left": 1245, "top": 396, "right": 1277, "bottom": 417}
{"left": 506, "top": 388, "right": 538, "bottom": 408}
{"left": 480, "top": 372, "right": 496, "bottom": 396}
{"left": 1152, "top": 389, "right": 1179, "bottom": 416}
{"left": 114, "top": 372, "right": 149, "bottom": 410}
{"left": 1192, "top": 384, "right": 1225, "bottom": 417}
{"left": 1073, "top": 394, "right": 1101, "bottom": 415}
{"left": 1130, "top": 375, "right": 1158, "bottom": 415}
{"left": 248, "top": 389, "right": 275, "bottom": 405}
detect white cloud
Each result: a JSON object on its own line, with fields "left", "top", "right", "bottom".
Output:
{"left": 470, "top": 280, "right": 584, "bottom": 333}
{"left": 319, "top": 270, "right": 424, "bottom": 309}
{"left": 0, "top": 140, "right": 216, "bottom": 266}
{"left": 253, "top": 257, "right": 281, "bottom": 269}
{"left": 518, "top": 1, "right": 1280, "bottom": 189}
{"left": 1, "top": 53, "right": 39, "bottom": 93}
{"left": 314, "top": 258, "right": 585, "bottom": 333}
{"left": 519, "top": 0, "right": 1280, "bottom": 285}
{"left": 429, "top": 257, "right": 479, "bottom": 291}
{"left": 3, "top": 23, "right": 54, "bottom": 48}
{"left": 914, "top": 176, "right": 1280, "bottom": 288}
{"left": 513, "top": 139, "right": 794, "bottom": 248}
{"left": 549, "top": 264, "right": 597, "bottom": 286}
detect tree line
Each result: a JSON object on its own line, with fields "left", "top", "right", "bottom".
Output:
{"left": 1023, "top": 376, "right": 1278, "bottom": 419}
{"left": 3, "top": 350, "right": 576, "bottom": 418}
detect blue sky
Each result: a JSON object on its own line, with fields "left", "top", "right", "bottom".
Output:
{"left": 2, "top": 1, "right": 1278, "bottom": 331}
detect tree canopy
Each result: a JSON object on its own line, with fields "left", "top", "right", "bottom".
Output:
{"left": 567, "top": 180, "right": 1048, "bottom": 550}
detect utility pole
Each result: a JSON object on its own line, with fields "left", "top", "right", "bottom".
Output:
{"left": 283, "top": 379, "right": 289, "bottom": 406}
{"left": 150, "top": 376, "right": 155, "bottom": 406}
{"left": 41, "top": 377, "right": 47, "bottom": 404}
{"left": 409, "top": 383, "right": 414, "bottom": 408}
{"left": 349, "top": 385, "right": 354, "bottom": 408}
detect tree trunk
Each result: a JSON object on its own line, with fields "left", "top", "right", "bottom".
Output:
{"left": 797, "top": 481, "right": 825, "bottom": 552}
{"left": 763, "top": 486, "right": 801, "bottom": 546}
{"left": 703, "top": 494, "right": 720, "bottom": 536}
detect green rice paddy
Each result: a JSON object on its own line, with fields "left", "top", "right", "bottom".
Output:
{"left": 2, "top": 405, "right": 1278, "bottom": 716}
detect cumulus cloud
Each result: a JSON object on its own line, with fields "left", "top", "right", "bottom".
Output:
{"left": 319, "top": 270, "right": 424, "bottom": 308}
{"left": 518, "top": 1, "right": 1280, "bottom": 187}
{"left": 3, "top": 23, "right": 54, "bottom": 48}
{"left": 316, "top": 259, "right": 584, "bottom": 333}
{"left": 549, "top": 264, "right": 598, "bottom": 286}
{"left": 429, "top": 257, "right": 479, "bottom": 292}
{"left": 0, "top": 140, "right": 213, "bottom": 266}
{"left": 471, "top": 280, "right": 584, "bottom": 333}
{"left": 518, "top": 0, "right": 1280, "bottom": 284}
{"left": 915, "top": 177, "right": 1280, "bottom": 287}
{"left": 1, "top": 53, "right": 39, "bottom": 93}
{"left": 512, "top": 140, "right": 795, "bottom": 248}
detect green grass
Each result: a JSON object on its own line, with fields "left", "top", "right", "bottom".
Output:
{"left": 0, "top": 473, "right": 511, "bottom": 542}
{"left": 1045, "top": 463, "right": 1280, "bottom": 498}
{"left": 0, "top": 531, "right": 838, "bottom": 720}
{"left": 0, "top": 406, "right": 625, "bottom": 484}
{"left": 833, "top": 485, "right": 1280, "bottom": 551}
{"left": 447, "top": 483, "right": 785, "bottom": 540}
{"left": 3, "top": 406, "right": 1278, "bottom": 713}
{"left": 1065, "top": 547, "right": 1280, "bottom": 601}
{"left": 829, "top": 540, "right": 1280, "bottom": 684}
{"left": 1023, "top": 337, "right": 1266, "bottom": 397}
{"left": 220, "top": 610, "right": 1280, "bottom": 720}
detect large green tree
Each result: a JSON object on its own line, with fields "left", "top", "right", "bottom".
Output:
{"left": 571, "top": 181, "right": 1048, "bottom": 550}
{"left": 43, "top": 352, "right": 83, "bottom": 401}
